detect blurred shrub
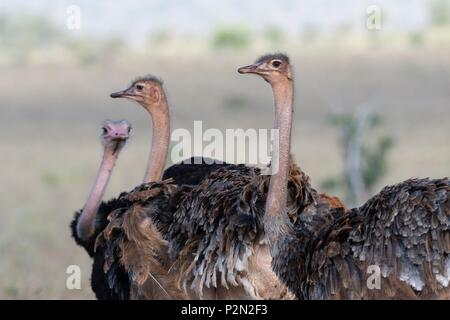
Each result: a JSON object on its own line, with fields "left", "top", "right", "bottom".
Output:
{"left": 221, "top": 94, "right": 248, "bottom": 111}
{"left": 149, "top": 29, "right": 172, "bottom": 47}
{"left": 40, "top": 170, "right": 61, "bottom": 187}
{"left": 335, "top": 23, "right": 352, "bottom": 37}
{"left": 0, "top": 14, "right": 61, "bottom": 45}
{"left": 0, "top": 13, "right": 126, "bottom": 66}
{"left": 409, "top": 31, "right": 426, "bottom": 47}
{"left": 430, "top": 0, "right": 450, "bottom": 26}
{"left": 66, "top": 36, "right": 126, "bottom": 65}
{"left": 103, "top": 37, "right": 126, "bottom": 57}
{"left": 367, "top": 31, "right": 382, "bottom": 48}
{"left": 361, "top": 135, "right": 394, "bottom": 191}
{"left": 0, "top": 14, "right": 62, "bottom": 65}
{"left": 4, "top": 286, "right": 19, "bottom": 299}
{"left": 65, "top": 38, "right": 100, "bottom": 65}
{"left": 212, "top": 25, "right": 251, "bottom": 50}
{"left": 264, "top": 26, "right": 284, "bottom": 45}
{"left": 301, "top": 25, "right": 319, "bottom": 44}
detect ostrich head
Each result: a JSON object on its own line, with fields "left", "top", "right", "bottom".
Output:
{"left": 238, "top": 53, "right": 292, "bottom": 84}
{"left": 110, "top": 75, "right": 165, "bottom": 111}
{"left": 101, "top": 119, "right": 131, "bottom": 153}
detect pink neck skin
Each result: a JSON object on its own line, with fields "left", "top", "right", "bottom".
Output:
{"left": 264, "top": 79, "right": 294, "bottom": 226}
{"left": 142, "top": 94, "right": 170, "bottom": 183}
{"left": 77, "top": 146, "right": 120, "bottom": 241}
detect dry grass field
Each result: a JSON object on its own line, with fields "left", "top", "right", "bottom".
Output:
{"left": 0, "top": 49, "right": 449, "bottom": 299}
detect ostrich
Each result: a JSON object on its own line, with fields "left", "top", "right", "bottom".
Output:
{"left": 110, "top": 75, "right": 239, "bottom": 185}
{"left": 74, "top": 120, "right": 131, "bottom": 243}
{"left": 71, "top": 120, "right": 187, "bottom": 299}
{"left": 71, "top": 120, "right": 133, "bottom": 299}
{"left": 73, "top": 72, "right": 344, "bottom": 299}
{"left": 70, "top": 77, "right": 269, "bottom": 299}
{"left": 72, "top": 77, "right": 234, "bottom": 255}
{"left": 104, "top": 76, "right": 294, "bottom": 299}
{"left": 70, "top": 77, "right": 239, "bottom": 299}
{"left": 239, "top": 54, "right": 450, "bottom": 299}
{"left": 106, "top": 77, "right": 345, "bottom": 299}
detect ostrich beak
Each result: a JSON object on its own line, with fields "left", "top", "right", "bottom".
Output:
{"left": 110, "top": 87, "right": 133, "bottom": 98}
{"left": 110, "top": 90, "right": 126, "bottom": 98}
{"left": 112, "top": 133, "right": 129, "bottom": 140}
{"left": 238, "top": 63, "right": 261, "bottom": 74}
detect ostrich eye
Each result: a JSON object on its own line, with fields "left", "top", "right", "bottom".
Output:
{"left": 136, "top": 84, "right": 144, "bottom": 91}
{"left": 102, "top": 127, "right": 108, "bottom": 135}
{"left": 127, "top": 127, "right": 131, "bottom": 133}
{"left": 272, "top": 60, "right": 282, "bottom": 68}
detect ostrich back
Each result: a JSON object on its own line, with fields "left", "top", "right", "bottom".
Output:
{"left": 164, "top": 162, "right": 317, "bottom": 299}
{"left": 72, "top": 157, "right": 344, "bottom": 299}
{"left": 93, "top": 181, "right": 190, "bottom": 299}
{"left": 162, "top": 156, "right": 239, "bottom": 186}
{"left": 70, "top": 156, "right": 238, "bottom": 299}
{"left": 271, "top": 177, "right": 450, "bottom": 299}
{"left": 71, "top": 195, "right": 133, "bottom": 299}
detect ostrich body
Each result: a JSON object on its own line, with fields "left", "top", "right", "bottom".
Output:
{"left": 71, "top": 77, "right": 243, "bottom": 299}
{"left": 274, "top": 177, "right": 450, "bottom": 299}
{"left": 239, "top": 54, "right": 450, "bottom": 299}
{"left": 71, "top": 120, "right": 132, "bottom": 298}
{"left": 72, "top": 73, "right": 344, "bottom": 299}
{"left": 71, "top": 119, "right": 188, "bottom": 299}
{"left": 97, "top": 76, "right": 294, "bottom": 299}
{"left": 104, "top": 76, "right": 343, "bottom": 298}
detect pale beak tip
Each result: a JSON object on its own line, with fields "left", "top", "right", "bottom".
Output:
{"left": 237, "top": 64, "right": 257, "bottom": 74}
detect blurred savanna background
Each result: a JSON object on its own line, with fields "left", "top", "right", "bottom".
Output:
{"left": 0, "top": 0, "right": 449, "bottom": 299}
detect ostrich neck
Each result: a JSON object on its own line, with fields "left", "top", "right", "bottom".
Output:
{"left": 142, "top": 96, "right": 170, "bottom": 183}
{"left": 265, "top": 80, "right": 294, "bottom": 237}
{"left": 77, "top": 147, "right": 119, "bottom": 241}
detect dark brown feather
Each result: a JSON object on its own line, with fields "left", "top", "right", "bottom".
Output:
{"left": 267, "top": 177, "right": 450, "bottom": 299}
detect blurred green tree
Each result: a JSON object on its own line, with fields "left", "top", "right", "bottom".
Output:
{"left": 0, "top": 14, "right": 126, "bottom": 66}
{"left": 409, "top": 31, "right": 426, "bottom": 48}
{"left": 430, "top": 0, "right": 450, "bottom": 26}
{"left": 212, "top": 25, "right": 251, "bottom": 50}
{"left": 301, "top": 25, "right": 319, "bottom": 44}
{"left": 320, "top": 104, "right": 394, "bottom": 206}
{"left": 149, "top": 29, "right": 172, "bottom": 47}
{"left": 65, "top": 36, "right": 126, "bottom": 65}
{"left": 264, "top": 26, "right": 284, "bottom": 45}
{"left": 0, "top": 14, "right": 62, "bottom": 65}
